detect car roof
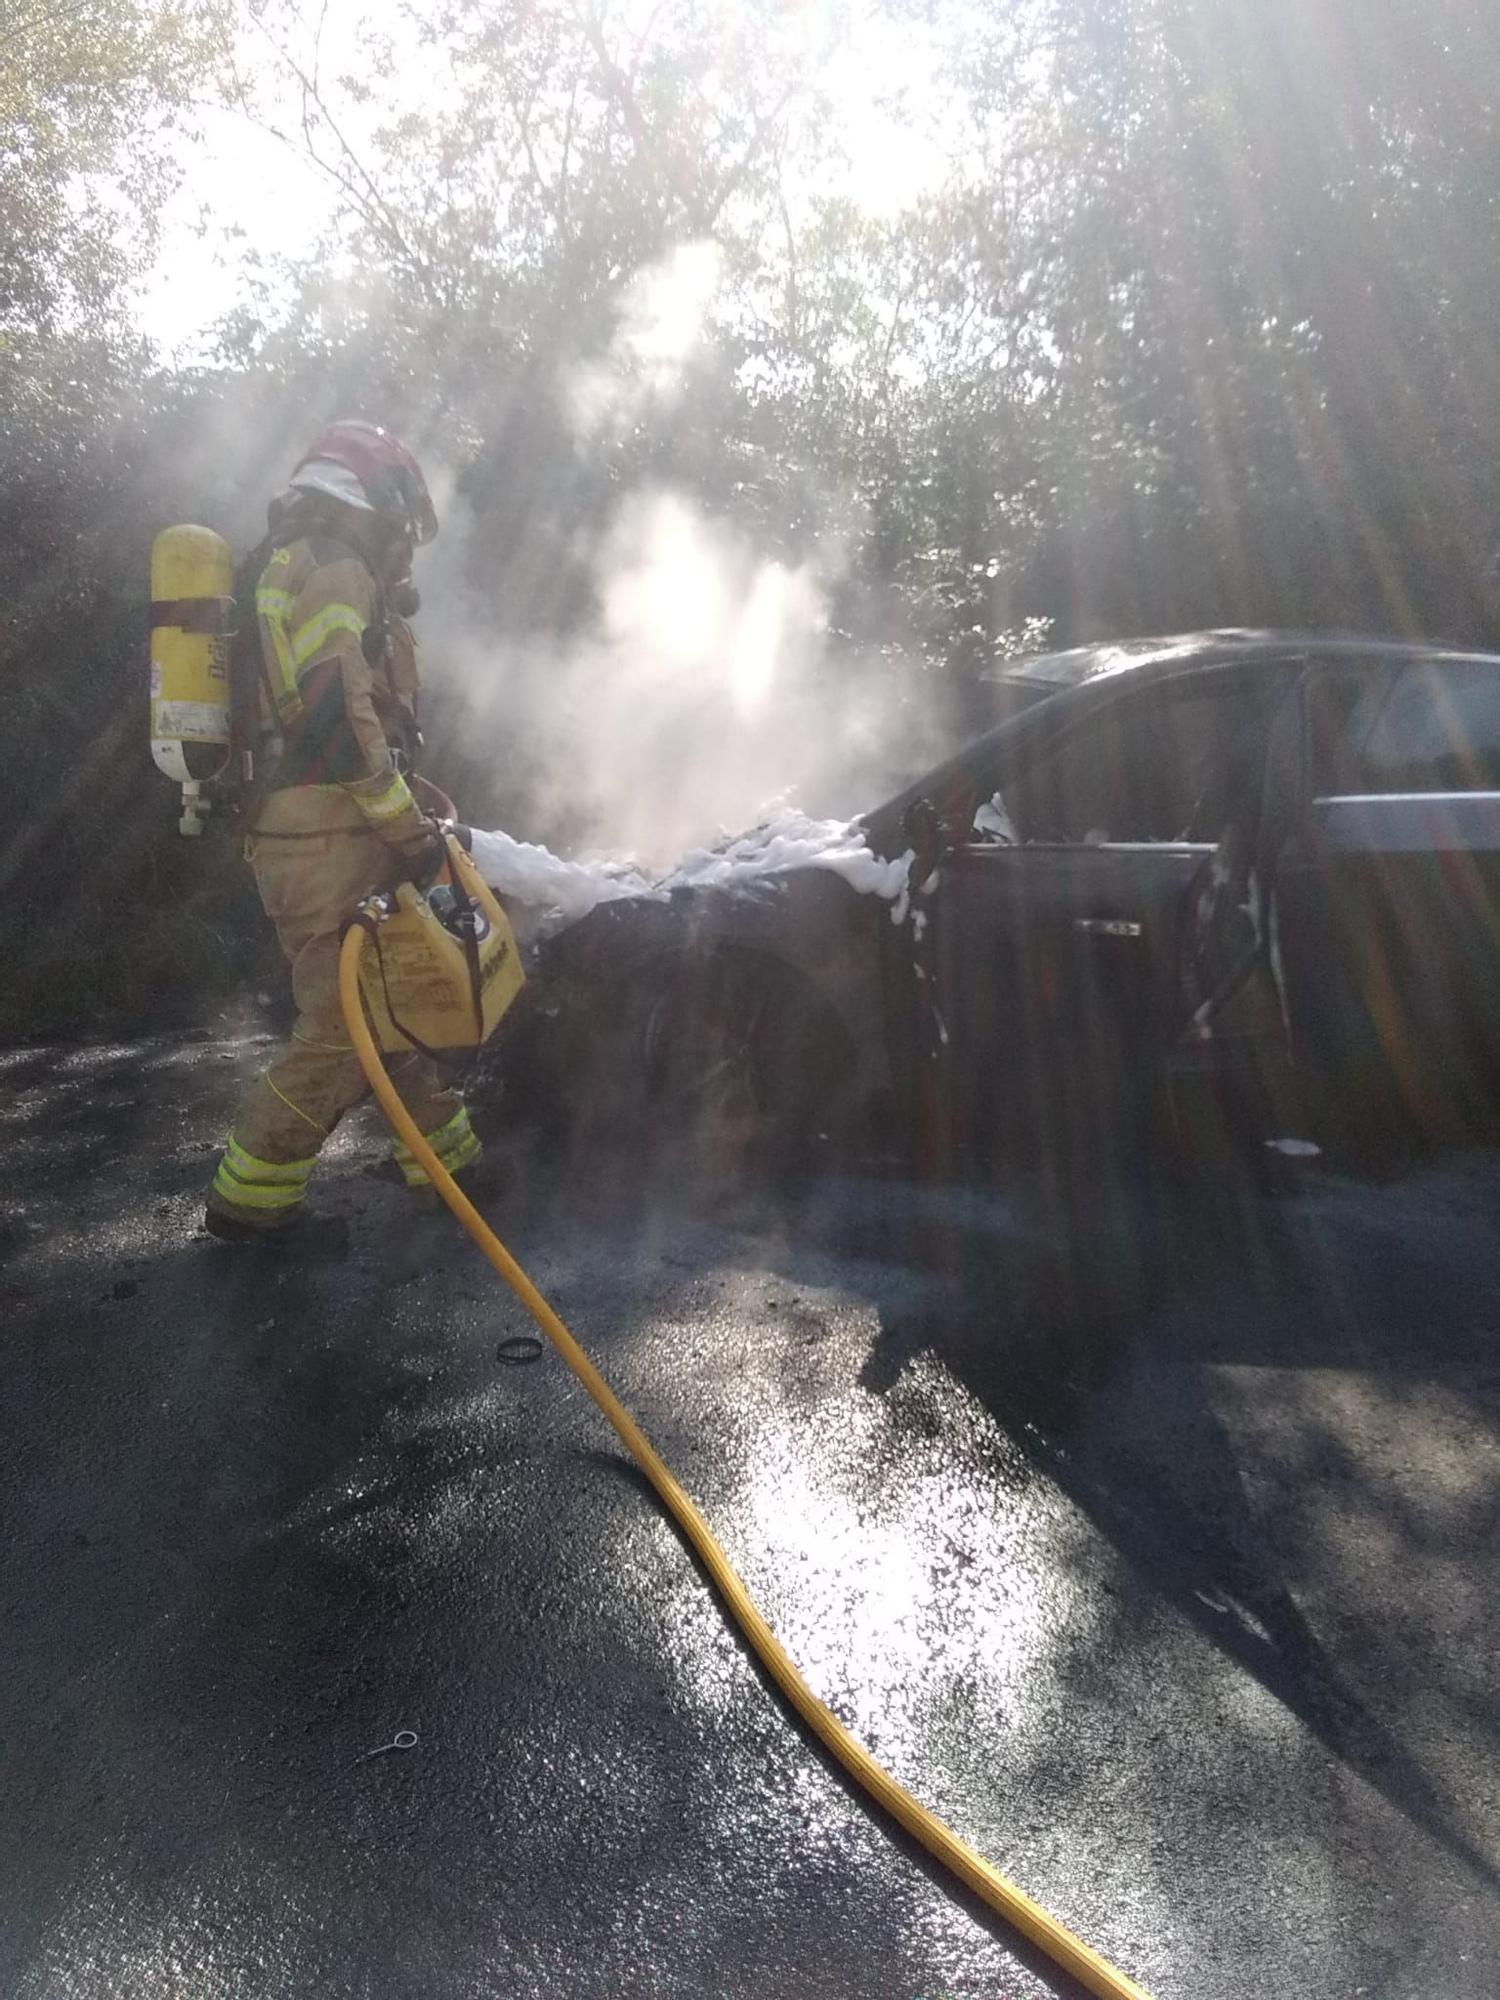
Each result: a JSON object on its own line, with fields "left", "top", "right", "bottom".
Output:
{"left": 863, "top": 629, "right": 1500, "bottom": 850}
{"left": 988, "top": 628, "right": 1500, "bottom": 693}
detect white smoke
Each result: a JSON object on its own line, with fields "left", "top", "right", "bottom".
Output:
{"left": 569, "top": 241, "right": 724, "bottom": 440}
{"left": 425, "top": 483, "right": 949, "bottom": 870}
{"left": 413, "top": 243, "right": 956, "bottom": 871}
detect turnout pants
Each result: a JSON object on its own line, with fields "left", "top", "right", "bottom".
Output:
{"left": 207, "top": 789, "right": 481, "bottom": 1228}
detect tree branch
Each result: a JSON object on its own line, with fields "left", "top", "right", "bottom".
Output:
{"left": 241, "top": 5, "right": 440, "bottom": 299}
{"left": 776, "top": 167, "right": 799, "bottom": 343}
{"left": 504, "top": 75, "right": 561, "bottom": 224}
{"left": 694, "top": 84, "right": 797, "bottom": 232}
{"left": 0, "top": 0, "right": 97, "bottom": 56}
{"left": 557, "top": 58, "right": 584, "bottom": 228}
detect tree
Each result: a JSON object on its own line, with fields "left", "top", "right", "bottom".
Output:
{"left": 1, "top": 0, "right": 220, "bottom": 338}
{"left": 222, "top": 0, "right": 843, "bottom": 398}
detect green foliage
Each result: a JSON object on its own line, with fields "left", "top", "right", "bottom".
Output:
{"left": 1, "top": 0, "right": 223, "bottom": 337}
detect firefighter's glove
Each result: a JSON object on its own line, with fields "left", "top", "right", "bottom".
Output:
{"left": 398, "top": 820, "right": 451, "bottom": 889}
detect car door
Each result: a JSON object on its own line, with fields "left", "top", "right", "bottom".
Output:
{"left": 1270, "top": 654, "right": 1500, "bottom": 1151}
{"left": 889, "top": 664, "right": 1296, "bottom": 1177}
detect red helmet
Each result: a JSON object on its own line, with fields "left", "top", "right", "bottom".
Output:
{"left": 292, "top": 419, "right": 438, "bottom": 544}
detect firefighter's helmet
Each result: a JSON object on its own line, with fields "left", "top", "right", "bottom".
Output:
{"left": 291, "top": 420, "right": 438, "bottom": 544}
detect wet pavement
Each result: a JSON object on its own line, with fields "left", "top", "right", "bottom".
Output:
{"left": 3, "top": 1033, "right": 1500, "bottom": 1998}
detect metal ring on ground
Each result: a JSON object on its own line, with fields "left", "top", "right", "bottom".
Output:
{"left": 496, "top": 1334, "right": 544, "bottom": 1365}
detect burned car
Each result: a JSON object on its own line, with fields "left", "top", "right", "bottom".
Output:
{"left": 493, "top": 632, "right": 1500, "bottom": 1179}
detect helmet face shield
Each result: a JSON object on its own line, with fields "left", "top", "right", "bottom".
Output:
{"left": 292, "top": 420, "right": 438, "bottom": 544}
{"left": 288, "top": 458, "right": 376, "bottom": 514}
{"left": 377, "top": 524, "right": 417, "bottom": 587}
{"left": 389, "top": 461, "right": 439, "bottom": 545}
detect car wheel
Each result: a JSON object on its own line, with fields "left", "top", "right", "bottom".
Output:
{"left": 637, "top": 952, "right": 856, "bottom": 1182}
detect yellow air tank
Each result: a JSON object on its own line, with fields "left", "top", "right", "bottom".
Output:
{"left": 357, "top": 836, "right": 525, "bottom": 1055}
{"left": 150, "top": 525, "right": 235, "bottom": 834}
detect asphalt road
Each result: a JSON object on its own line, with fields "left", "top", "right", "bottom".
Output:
{"left": 4, "top": 1031, "right": 1500, "bottom": 1999}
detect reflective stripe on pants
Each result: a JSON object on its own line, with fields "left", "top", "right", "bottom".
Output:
{"left": 210, "top": 1138, "right": 316, "bottom": 1217}
{"left": 390, "top": 1104, "right": 483, "bottom": 1188}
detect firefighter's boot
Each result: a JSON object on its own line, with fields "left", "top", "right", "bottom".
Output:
{"left": 407, "top": 1144, "right": 517, "bottom": 1214}
{"left": 203, "top": 1207, "right": 351, "bottom": 1258}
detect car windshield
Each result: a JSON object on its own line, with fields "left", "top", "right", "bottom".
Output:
{"left": 861, "top": 673, "right": 1068, "bottom": 851}
{"left": 986, "top": 674, "right": 1070, "bottom": 721}
{"left": 997, "top": 634, "right": 1216, "bottom": 690}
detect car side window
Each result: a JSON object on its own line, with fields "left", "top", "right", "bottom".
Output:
{"left": 1005, "top": 681, "right": 1273, "bottom": 845}
{"left": 1304, "top": 670, "right": 1383, "bottom": 794}
{"left": 1353, "top": 661, "right": 1500, "bottom": 793}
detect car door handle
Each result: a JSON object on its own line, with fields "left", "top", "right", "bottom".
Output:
{"left": 1073, "top": 917, "right": 1144, "bottom": 938}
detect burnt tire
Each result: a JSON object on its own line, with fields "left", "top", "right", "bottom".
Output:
{"left": 645, "top": 953, "right": 859, "bottom": 1180}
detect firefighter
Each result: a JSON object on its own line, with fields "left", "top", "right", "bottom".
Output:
{"left": 205, "top": 421, "right": 496, "bottom": 1252}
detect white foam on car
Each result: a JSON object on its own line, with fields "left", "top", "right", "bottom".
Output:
{"left": 972, "top": 792, "right": 1019, "bottom": 844}
{"left": 466, "top": 826, "right": 654, "bottom": 930}
{"left": 660, "top": 813, "right": 915, "bottom": 911}
{"left": 467, "top": 810, "right": 915, "bottom": 934}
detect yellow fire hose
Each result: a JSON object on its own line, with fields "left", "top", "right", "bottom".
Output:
{"left": 338, "top": 923, "right": 1154, "bottom": 2000}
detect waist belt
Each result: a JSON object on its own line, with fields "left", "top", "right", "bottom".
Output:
{"left": 250, "top": 825, "right": 377, "bottom": 840}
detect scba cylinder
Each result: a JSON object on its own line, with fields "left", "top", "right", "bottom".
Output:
{"left": 150, "top": 525, "right": 234, "bottom": 835}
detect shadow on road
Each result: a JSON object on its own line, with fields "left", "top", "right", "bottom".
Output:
{"left": 751, "top": 1153, "right": 1500, "bottom": 1904}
